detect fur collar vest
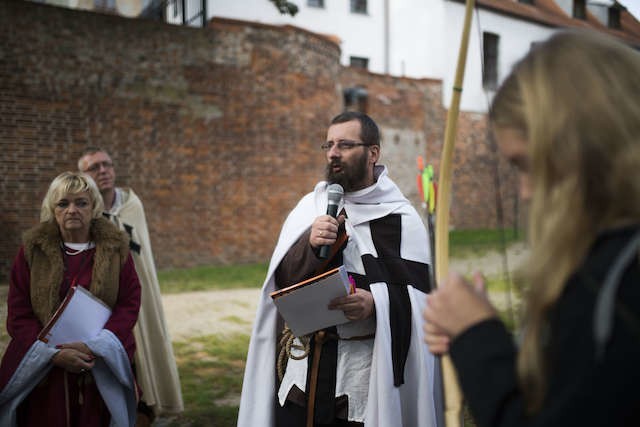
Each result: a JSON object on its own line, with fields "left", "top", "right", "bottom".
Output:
{"left": 23, "top": 217, "right": 130, "bottom": 325}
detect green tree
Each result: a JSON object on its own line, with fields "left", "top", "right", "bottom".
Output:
{"left": 269, "top": 0, "right": 298, "bottom": 16}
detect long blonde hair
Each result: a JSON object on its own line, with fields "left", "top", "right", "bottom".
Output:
{"left": 490, "top": 30, "right": 640, "bottom": 412}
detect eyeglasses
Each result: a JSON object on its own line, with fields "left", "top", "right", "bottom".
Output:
{"left": 321, "top": 140, "right": 371, "bottom": 151}
{"left": 83, "top": 161, "right": 114, "bottom": 173}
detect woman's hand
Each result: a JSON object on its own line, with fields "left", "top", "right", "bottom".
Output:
{"left": 328, "top": 288, "right": 375, "bottom": 321}
{"left": 423, "top": 271, "right": 497, "bottom": 355}
{"left": 51, "top": 342, "right": 96, "bottom": 373}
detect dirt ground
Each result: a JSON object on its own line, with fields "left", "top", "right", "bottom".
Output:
{"left": 162, "top": 288, "right": 260, "bottom": 341}
{"left": 0, "top": 242, "right": 528, "bottom": 351}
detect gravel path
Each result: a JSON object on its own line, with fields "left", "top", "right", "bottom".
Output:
{"left": 0, "top": 243, "right": 528, "bottom": 350}
{"left": 162, "top": 288, "right": 260, "bottom": 341}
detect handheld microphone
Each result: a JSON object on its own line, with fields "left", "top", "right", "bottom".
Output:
{"left": 319, "top": 183, "right": 344, "bottom": 259}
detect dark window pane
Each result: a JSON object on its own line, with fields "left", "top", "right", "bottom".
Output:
{"left": 350, "top": 0, "right": 367, "bottom": 14}
{"left": 343, "top": 86, "right": 368, "bottom": 113}
{"left": 483, "top": 32, "right": 499, "bottom": 90}
{"left": 609, "top": 7, "right": 621, "bottom": 29}
{"left": 573, "top": 0, "right": 586, "bottom": 19}
{"left": 350, "top": 56, "right": 369, "bottom": 70}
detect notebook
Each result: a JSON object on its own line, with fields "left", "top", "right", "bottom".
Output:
{"left": 38, "top": 286, "right": 112, "bottom": 347}
{"left": 270, "top": 265, "right": 353, "bottom": 337}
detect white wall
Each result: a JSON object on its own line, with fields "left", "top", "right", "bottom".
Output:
{"left": 555, "top": 0, "right": 573, "bottom": 17}
{"left": 442, "top": 2, "right": 556, "bottom": 112}
{"left": 588, "top": 1, "right": 615, "bottom": 26}
{"left": 47, "top": 0, "right": 150, "bottom": 16}
{"left": 388, "top": 0, "right": 446, "bottom": 78}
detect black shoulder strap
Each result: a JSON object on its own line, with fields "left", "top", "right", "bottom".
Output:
{"left": 593, "top": 230, "right": 640, "bottom": 361}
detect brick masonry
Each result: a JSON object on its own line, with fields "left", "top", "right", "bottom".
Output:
{"left": 0, "top": 0, "right": 517, "bottom": 280}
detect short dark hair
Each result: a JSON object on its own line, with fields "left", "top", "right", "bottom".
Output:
{"left": 330, "top": 111, "right": 380, "bottom": 147}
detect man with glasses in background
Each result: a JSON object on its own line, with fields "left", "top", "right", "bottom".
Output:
{"left": 78, "top": 148, "right": 183, "bottom": 426}
{"left": 239, "top": 112, "right": 441, "bottom": 427}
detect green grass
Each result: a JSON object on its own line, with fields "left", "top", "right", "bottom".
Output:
{"left": 484, "top": 276, "right": 513, "bottom": 293}
{"left": 165, "top": 334, "right": 250, "bottom": 427}
{"left": 220, "top": 315, "right": 251, "bottom": 325}
{"left": 158, "top": 263, "right": 268, "bottom": 294}
{"left": 449, "top": 228, "right": 522, "bottom": 259}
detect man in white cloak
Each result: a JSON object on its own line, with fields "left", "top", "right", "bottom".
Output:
{"left": 238, "top": 112, "right": 443, "bottom": 427}
{"left": 79, "top": 148, "right": 183, "bottom": 422}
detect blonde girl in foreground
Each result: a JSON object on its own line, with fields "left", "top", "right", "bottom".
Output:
{"left": 423, "top": 30, "right": 640, "bottom": 427}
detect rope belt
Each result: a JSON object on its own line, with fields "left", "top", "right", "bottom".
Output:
{"left": 277, "top": 327, "right": 375, "bottom": 383}
{"left": 277, "top": 327, "right": 311, "bottom": 383}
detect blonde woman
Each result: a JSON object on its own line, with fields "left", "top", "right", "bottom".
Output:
{"left": 423, "top": 31, "right": 640, "bottom": 426}
{"left": 0, "top": 171, "right": 141, "bottom": 427}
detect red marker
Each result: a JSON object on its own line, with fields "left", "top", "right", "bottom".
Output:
{"left": 348, "top": 274, "right": 356, "bottom": 294}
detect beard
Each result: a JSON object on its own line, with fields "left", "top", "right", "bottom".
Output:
{"left": 325, "top": 150, "right": 369, "bottom": 192}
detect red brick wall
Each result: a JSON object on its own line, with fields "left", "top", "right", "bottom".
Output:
{"left": 0, "top": 1, "right": 517, "bottom": 280}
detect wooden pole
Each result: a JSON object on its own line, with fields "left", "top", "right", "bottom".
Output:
{"left": 434, "top": 0, "right": 476, "bottom": 426}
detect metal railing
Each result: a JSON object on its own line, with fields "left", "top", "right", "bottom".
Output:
{"left": 140, "top": 0, "right": 207, "bottom": 27}
{"left": 165, "top": 0, "right": 207, "bottom": 27}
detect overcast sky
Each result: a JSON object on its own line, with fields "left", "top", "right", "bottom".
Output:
{"left": 619, "top": 1, "right": 640, "bottom": 21}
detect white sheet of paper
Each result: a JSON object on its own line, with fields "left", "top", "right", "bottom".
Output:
{"left": 273, "top": 265, "right": 351, "bottom": 337}
{"left": 40, "top": 286, "right": 112, "bottom": 347}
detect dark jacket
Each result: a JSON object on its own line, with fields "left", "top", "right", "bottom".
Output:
{"left": 450, "top": 225, "right": 640, "bottom": 427}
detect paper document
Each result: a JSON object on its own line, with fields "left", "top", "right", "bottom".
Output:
{"left": 38, "top": 286, "right": 112, "bottom": 347}
{"left": 270, "top": 265, "right": 352, "bottom": 337}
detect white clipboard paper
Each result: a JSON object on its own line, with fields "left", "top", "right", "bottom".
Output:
{"left": 38, "top": 286, "right": 112, "bottom": 347}
{"left": 270, "top": 265, "right": 352, "bottom": 337}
